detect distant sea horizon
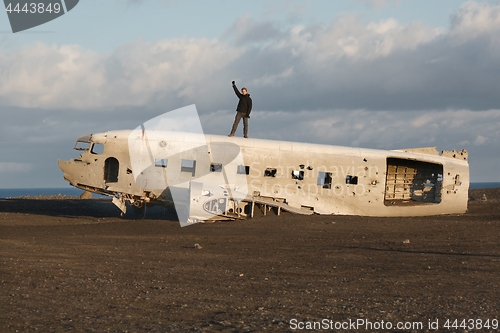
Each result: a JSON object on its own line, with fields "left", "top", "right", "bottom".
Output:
{"left": 0, "top": 182, "right": 499, "bottom": 199}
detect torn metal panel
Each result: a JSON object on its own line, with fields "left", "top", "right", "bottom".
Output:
{"left": 441, "top": 149, "right": 468, "bottom": 160}
{"left": 112, "top": 196, "right": 126, "bottom": 215}
{"left": 396, "top": 147, "right": 468, "bottom": 161}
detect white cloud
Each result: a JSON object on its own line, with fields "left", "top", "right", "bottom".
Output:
{"left": 355, "top": 0, "right": 401, "bottom": 10}
{"left": 250, "top": 67, "right": 294, "bottom": 87}
{"left": 474, "top": 135, "right": 487, "bottom": 146}
{"left": 0, "top": 43, "right": 104, "bottom": 109}
{"left": 0, "top": 162, "right": 32, "bottom": 173}
{"left": 0, "top": 1, "right": 499, "bottom": 114}
{"left": 411, "top": 114, "right": 435, "bottom": 128}
{"left": 0, "top": 38, "right": 240, "bottom": 110}
{"left": 450, "top": 1, "right": 500, "bottom": 39}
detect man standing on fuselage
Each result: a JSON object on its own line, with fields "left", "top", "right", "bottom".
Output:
{"left": 228, "top": 81, "right": 252, "bottom": 138}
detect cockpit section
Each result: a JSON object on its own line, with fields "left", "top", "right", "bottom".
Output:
{"left": 72, "top": 134, "right": 105, "bottom": 157}
{"left": 58, "top": 133, "right": 113, "bottom": 194}
{"left": 58, "top": 131, "right": 162, "bottom": 215}
{"left": 58, "top": 134, "right": 109, "bottom": 190}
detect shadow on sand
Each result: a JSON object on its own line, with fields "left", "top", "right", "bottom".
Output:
{"left": 0, "top": 198, "right": 179, "bottom": 221}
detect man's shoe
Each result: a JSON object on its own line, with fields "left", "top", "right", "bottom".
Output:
{"left": 244, "top": 135, "right": 248, "bottom": 138}
{"left": 228, "top": 134, "right": 234, "bottom": 137}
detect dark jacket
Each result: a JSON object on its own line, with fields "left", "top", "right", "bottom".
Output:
{"left": 233, "top": 84, "right": 252, "bottom": 117}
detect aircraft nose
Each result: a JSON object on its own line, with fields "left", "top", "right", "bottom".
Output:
{"left": 58, "top": 159, "right": 68, "bottom": 173}
{"left": 58, "top": 159, "right": 75, "bottom": 183}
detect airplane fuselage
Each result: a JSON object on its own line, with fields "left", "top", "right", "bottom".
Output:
{"left": 58, "top": 130, "right": 469, "bottom": 220}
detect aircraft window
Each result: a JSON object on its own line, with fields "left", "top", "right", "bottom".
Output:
{"left": 210, "top": 163, "right": 222, "bottom": 172}
{"left": 264, "top": 168, "right": 277, "bottom": 177}
{"left": 317, "top": 172, "right": 332, "bottom": 189}
{"left": 75, "top": 141, "right": 91, "bottom": 151}
{"left": 237, "top": 165, "right": 250, "bottom": 175}
{"left": 181, "top": 159, "right": 196, "bottom": 176}
{"left": 292, "top": 170, "right": 304, "bottom": 180}
{"left": 155, "top": 158, "right": 168, "bottom": 168}
{"left": 91, "top": 143, "right": 104, "bottom": 155}
{"left": 346, "top": 175, "right": 358, "bottom": 185}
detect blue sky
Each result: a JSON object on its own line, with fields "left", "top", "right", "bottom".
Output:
{"left": 0, "top": 0, "right": 499, "bottom": 187}
{"left": 1, "top": 1, "right": 481, "bottom": 50}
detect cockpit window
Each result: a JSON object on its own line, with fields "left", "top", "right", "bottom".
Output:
{"left": 74, "top": 141, "right": 91, "bottom": 151}
{"left": 91, "top": 143, "right": 104, "bottom": 155}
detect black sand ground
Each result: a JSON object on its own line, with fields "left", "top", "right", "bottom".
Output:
{"left": 1, "top": 188, "right": 499, "bottom": 332}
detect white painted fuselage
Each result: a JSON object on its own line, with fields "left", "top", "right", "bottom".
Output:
{"left": 58, "top": 130, "right": 469, "bottom": 221}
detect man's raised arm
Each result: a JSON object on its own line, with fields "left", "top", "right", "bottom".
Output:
{"left": 232, "top": 81, "right": 242, "bottom": 98}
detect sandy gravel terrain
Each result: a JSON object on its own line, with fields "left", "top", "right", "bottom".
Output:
{"left": 1, "top": 188, "right": 499, "bottom": 332}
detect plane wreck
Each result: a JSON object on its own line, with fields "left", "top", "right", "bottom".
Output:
{"left": 58, "top": 107, "right": 469, "bottom": 225}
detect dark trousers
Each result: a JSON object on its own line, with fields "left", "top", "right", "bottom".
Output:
{"left": 230, "top": 112, "right": 248, "bottom": 137}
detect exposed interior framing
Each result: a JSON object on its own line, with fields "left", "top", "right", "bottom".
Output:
{"left": 385, "top": 158, "right": 443, "bottom": 205}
